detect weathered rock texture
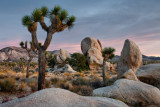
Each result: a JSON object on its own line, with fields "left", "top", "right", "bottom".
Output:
{"left": 136, "top": 64, "right": 160, "bottom": 89}
{"left": 81, "top": 37, "right": 113, "bottom": 70}
{"left": 93, "top": 79, "right": 160, "bottom": 107}
{"left": 55, "top": 49, "right": 71, "bottom": 65}
{"left": 81, "top": 37, "right": 103, "bottom": 70}
{"left": 0, "top": 46, "right": 37, "bottom": 61}
{"left": 1, "top": 88, "right": 128, "bottom": 107}
{"left": 53, "top": 64, "right": 76, "bottom": 73}
{"left": 118, "top": 39, "right": 142, "bottom": 80}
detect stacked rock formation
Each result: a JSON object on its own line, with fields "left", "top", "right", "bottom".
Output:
{"left": 81, "top": 37, "right": 103, "bottom": 70}
{"left": 117, "top": 39, "right": 142, "bottom": 80}
{"left": 55, "top": 49, "right": 71, "bottom": 65}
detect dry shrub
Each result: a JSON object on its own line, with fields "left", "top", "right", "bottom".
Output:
{"left": 72, "top": 77, "right": 89, "bottom": 86}
{"left": 19, "top": 82, "right": 27, "bottom": 91}
{"left": 80, "top": 72, "right": 85, "bottom": 77}
{"left": 78, "top": 85, "right": 93, "bottom": 96}
{"left": 89, "top": 76, "right": 102, "bottom": 89}
{"left": 0, "top": 72, "right": 6, "bottom": 79}
{"left": 55, "top": 79, "right": 67, "bottom": 89}
{"left": 50, "top": 77, "right": 59, "bottom": 85}
{"left": 0, "top": 77, "right": 16, "bottom": 92}
{"left": 70, "top": 85, "right": 93, "bottom": 96}
{"left": 64, "top": 72, "right": 71, "bottom": 77}
{"left": 26, "top": 78, "right": 38, "bottom": 91}
{"left": 45, "top": 79, "right": 51, "bottom": 88}
{"left": 63, "top": 82, "right": 73, "bottom": 90}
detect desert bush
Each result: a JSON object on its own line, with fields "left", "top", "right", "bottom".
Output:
{"left": 47, "top": 54, "right": 56, "bottom": 68}
{"left": 70, "top": 85, "right": 93, "bottom": 96}
{"left": 0, "top": 77, "right": 16, "bottom": 92}
{"left": 50, "top": 77, "right": 59, "bottom": 85}
{"left": 72, "top": 77, "right": 89, "bottom": 86}
{"left": 89, "top": 76, "right": 102, "bottom": 89}
{"left": 55, "top": 79, "right": 67, "bottom": 89}
{"left": 26, "top": 78, "right": 38, "bottom": 91}
{"left": 19, "top": 82, "right": 27, "bottom": 91}
{"left": 104, "top": 77, "right": 117, "bottom": 86}
{"left": 30, "top": 62, "right": 37, "bottom": 68}
{"left": 64, "top": 72, "right": 71, "bottom": 77}
{"left": 78, "top": 85, "right": 93, "bottom": 96}
{"left": 45, "top": 79, "right": 51, "bottom": 88}
{"left": 66, "top": 53, "right": 89, "bottom": 72}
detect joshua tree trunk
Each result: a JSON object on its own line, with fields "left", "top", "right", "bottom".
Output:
{"left": 26, "top": 59, "right": 31, "bottom": 78}
{"left": 102, "top": 57, "right": 106, "bottom": 86}
{"left": 38, "top": 49, "right": 46, "bottom": 90}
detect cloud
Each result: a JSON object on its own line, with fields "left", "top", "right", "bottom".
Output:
{"left": 0, "top": 0, "right": 160, "bottom": 56}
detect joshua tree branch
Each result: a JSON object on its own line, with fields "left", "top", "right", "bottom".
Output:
{"left": 40, "top": 16, "right": 49, "bottom": 32}
{"left": 43, "top": 31, "right": 55, "bottom": 50}
{"left": 31, "top": 31, "right": 40, "bottom": 50}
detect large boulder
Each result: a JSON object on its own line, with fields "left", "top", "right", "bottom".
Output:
{"left": 55, "top": 49, "right": 71, "bottom": 65}
{"left": 136, "top": 64, "right": 160, "bottom": 89}
{"left": 81, "top": 37, "right": 102, "bottom": 55}
{"left": 117, "top": 39, "right": 142, "bottom": 80}
{"left": 81, "top": 37, "right": 113, "bottom": 70}
{"left": 1, "top": 88, "right": 128, "bottom": 107}
{"left": 53, "top": 64, "right": 76, "bottom": 73}
{"left": 93, "top": 79, "right": 160, "bottom": 107}
{"left": 87, "top": 48, "right": 103, "bottom": 70}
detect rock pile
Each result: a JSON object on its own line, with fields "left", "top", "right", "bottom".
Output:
{"left": 93, "top": 79, "right": 160, "bottom": 107}
{"left": 117, "top": 39, "right": 142, "bottom": 80}
{"left": 81, "top": 37, "right": 113, "bottom": 70}
{"left": 55, "top": 49, "right": 71, "bottom": 65}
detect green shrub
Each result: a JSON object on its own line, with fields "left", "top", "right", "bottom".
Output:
{"left": 47, "top": 53, "right": 56, "bottom": 68}
{"left": 89, "top": 76, "right": 102, "bottom": 89}
{"left": 66, "top": 53, "right": 89, "bottom": 72}
{"left": 0, "top": 77, "right": 16, "bottom": 92}
{"left": 72, "top": 77, "right": 89, "bottom": 86}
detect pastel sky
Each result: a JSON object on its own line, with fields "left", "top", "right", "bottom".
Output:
{"left": 0, "top": 0, "right": 160, "bottom": 56}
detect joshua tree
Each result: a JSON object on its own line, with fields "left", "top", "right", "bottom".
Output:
{"left": 20, "top": 41, "right": 37, "bottom": 78}
{"left": 102, "top": 47, "right": 115, "bottom": 85}
{"left": 22, "top": 6, "right": 76, "bottom": 90}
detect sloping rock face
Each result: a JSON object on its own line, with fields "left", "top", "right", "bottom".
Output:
{"left": 0, "top": 46, "right": 38, "bottom": 62}
{"left": 55, "top": 49, "right": 71, "bottom": 65}
{"left": 122, "top": 69, "right": 138, "bottom": 81}
{"left": 52, "top": 64, "right": 76, "bottom": 73}
{"left": 93, "top": 79, "right": 160, "bottom": 107}
{"left": 0, "top": 46, "right": 28, "bottom": 61}
{"left": 81, "top": 37, "right": 106, "bottom": 70}
{"left": 1, "top": 88, "right": 128, "bottom": 107}
{"left": 136, "top": 64, "right": 160, "bottom": 89}
{"left": 118, "top": 39, "right": 142, "bottom": 80}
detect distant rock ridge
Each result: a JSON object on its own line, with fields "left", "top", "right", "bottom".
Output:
{"left": 0, "top": 46, "right": 37, "bottom": 62}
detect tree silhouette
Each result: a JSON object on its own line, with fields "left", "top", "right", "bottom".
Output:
{"left": 22, "top": 6, "right": 76, "bottom": 90}
{"left": 102, "top": 47, "right": 115, "bottom": 85}
{"left": 20, "top": 41, "right": 37, "bottom": 78}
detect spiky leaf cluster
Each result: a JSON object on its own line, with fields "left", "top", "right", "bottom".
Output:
{"left": 102, "top": 47, "right": 116, "bottom": 59}
{"left": 20, "top": 41, "right": 24, "bottom": 48}
{"left": 41, "top": 6, "right": 48, "bottom": 16}
{"left": 32, "top": 9, "right": 42, "bottom": 22}
{"left": 22, "top": 6, "right": 76, "bottom": 29}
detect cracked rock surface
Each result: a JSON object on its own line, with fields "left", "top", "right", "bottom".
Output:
{"left": 0, "top": 88, "right": 128, "bottom": 107}
{"left": 93, "top": 79, "right": 160, "bottom": 107}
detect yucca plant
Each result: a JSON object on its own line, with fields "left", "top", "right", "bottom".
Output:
{"left": 19, "top": 41, "right": 37, "bottom": 78}
{"left": 102, "top": 47, "right": 115, "bottom": 85}
{"left": 22, "top": 6, "right": 76, "bottom": 90}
